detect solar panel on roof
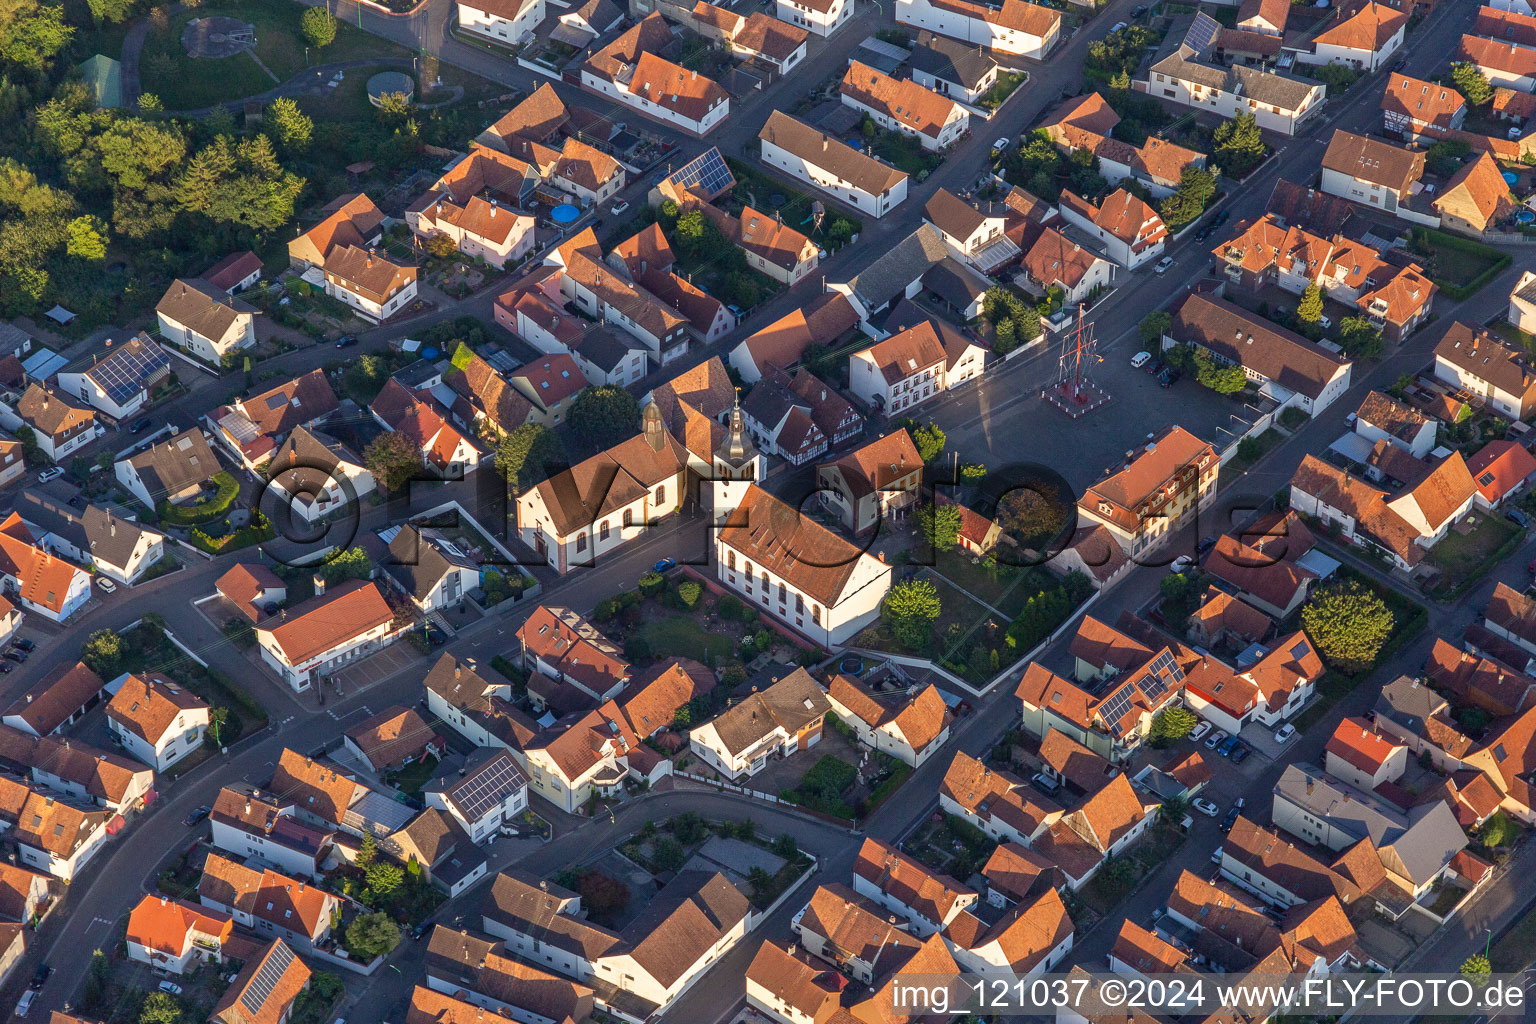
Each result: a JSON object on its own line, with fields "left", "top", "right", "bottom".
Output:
{"left": 666, "top": 147, "right": 734, "bottom": 198}
{"left": 240, "top": 941, "right": 295, "bottom": 1015}
{"left": 1096, "top": 688, "right": 1132, "bottom": 732}
{"left": 1184, "top": 12, "right": 1220, "bottom": 55}
{"left": 451, "top": 753, "right": 526, "bottom": 821}
{"left": 86, "top": 340, "right": 171, "bottom": 405}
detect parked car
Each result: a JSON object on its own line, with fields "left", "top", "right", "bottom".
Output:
{"left": 654, "top": 558, "right": 677, "bottom": 573}
{"left": 1194, "top": 225, "right": 1214, "bottom": 241}
{"left": 1274, "top": 723, "right": 1296, "bottom": 744}
{"left": 1190, "top": 721, "right": 1212, "bottom": 742}
{"left": 1205, "top": 728, "right": 1228, "bottom": 750}
{"left": 1507, "top": 506, "right": 1530, "bottom": 529}
{"left": 1192, "top": 798, "right": 1220, "bottom": 817}
{"left": 1132, "top": 4, "right": 1147, "bottom": 15}
{"left": 1030, "top": 772, "right": 1061, "bottom": 794}
{"left": 1220, "top": 806, "right": 1242, "bottom": 832}
{"left": 67, "top": 495, "right": 84, "bottom": 509}
{"left": 424, "top": 627, "right": 447, "bottom": 647}
{"left": 15, "top": 989, "right": 34, "bottom": 1017}
{"left": 1111, "top": 20, "right": 1127, "bottom": 32}
{"left": 1230, "top": 744, "right": 1251, "bottom": 764}
{"left": 128, "top": 417, "right": 153, "bottom": 433}
{"left": 96, "top": 576, "right": 117, "bottom": 594}
{"left": 1169, "top": 554, "right": 1195, "bottom": 574}
{"left": 30, "top": 964, "right": 50, "bottom": 990}
{"left": 13, "top": 638, "right": 32, "bottom": 652}
{"left": 1158, "top": 367, "right": 1179, "bottom": 387}
{"left": 610, "top": 200, "right": 631, "bottom": 215}
{"left": 5, "top": 650, "right": 27, "bottom": 664}
{"left": 158, "top": 982, "right": 183, "bottom": 995}
{"left": 1217, "top": 734, "right": 1241, "bottom": 757}
{"left": 1210, "top": 847, "right": 1225, "bottom": 864}
{"left": 1145, "top": 358, "right": 1165, "bottom": 376}
{"left": 1154, "top": 256, "right": 1174, "bottom": 275}
{"left": 1131, "top": 351, "right": 1152, "bottom": 368}
{"left": 184, "top": 805, "right": 211, "bottom": 826}
{"left": 37, "top": 467, "right": 64, "bottom": 484}
{"left": 1318, "top": 314, "right": 1333, "bottom": 330}
{"left": 992, "top": 137, "right": 1011, "bottom": 153}
{"left": 1212, "top": 210, "right": 1230, "bottom": 227}
{"left": 335, "top": 335, "right": 359, "bottom": 349}
{"left": 1198, "top": 535, "right": 1217, "bottom": 554}
{"left": 0, "top": 662, "right": 12, "bottom": 674}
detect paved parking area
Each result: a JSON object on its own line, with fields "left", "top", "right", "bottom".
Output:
{"left": 329, "top": 643, "right": 427, "bottom": 696}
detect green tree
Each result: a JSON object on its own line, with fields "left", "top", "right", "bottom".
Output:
{"left": 1193, "top": 350, "right": 1247, "bottom": 395}
{"left": 422, "top": 231, "right": 458, "bottom": 259}
{"left": 773, "top": 834, "right": 798, "bottom": 859}
{"left": 1211, "top": 112, "right": 1266, "bottom": 177}
{"left": 998, "top": 483, "right": 1069, "bottom": 545}
{"left": 916, "top": 502, "right": 963, "bottom": 551}
{"left": 0, "top": 1, "right": 73, "bottom": 73}
{"left": 207, "top": 707, "right": 228, "bottom": 746}
{"left": 375, "top": 91, "right": 411, "bottom": 121}
{"left": 357, "top": 829, "right": 377, "bottom": 867}
{"left": 84, "top": 0, "right": 135, "bottom": 23}
{"left": 494, "top": 423, "right": 565, "bottom": 492}
{"left": 318, "top": 546, "right": 372, "bottom": 585}
{"left": 65, "top": 214, "right": 106, "bottom": 260}
{"left": 1450, "top": 61, "right": 1492, "bottom": 106}
{"left": 363, "top": 430, "right": 423, "bottom": 493}
{"left": 177, "top": 134, "right": 304, "bottom": 231}
{"left": 344, "top": 912, "right": 401, "bottom": 958}
{"left": 673, "top": 209, "right": 709, "bottom": 255}
{"left": 884, "top": 578, "right": 941, "bottom": 651}
{"left": 80, "top": 628, "right": 123, "bottom": 677}
{"left": 1338, "top": 316, "right": 1384, "bottom": 360}
{"left": 266, "top": 97, "right": 313, "bottom": 154}
{"left": 568, "top": 385, "right": 641, "bottom": 453}
{"left": 140, "top": 994, "right": 182, "bottom": 1024}
{"left": 301, "top": 6, "right": 337, "bottom": 48}
{"left": 909, "top": 422, "right": 945, "bottom": 463}
{"left": 652, "top": 835, "right": 685, "bottom": 872}
{"left": 1159, "top": 794, "right": 1190, "bottom": 824}
{"left": 677, "top": 581, "right": 702, "bottom": 607}
{"left": 1150, "top": 706, "right": 1198, "bottom": 745}
{"left": 365, "top": 860, "right": 403, "bottom": 897}
{"left": 1296, "top": 283, "right": 1324, "bottom": 325}
{"left": 1461, "top": 954, "right": 1491, "bottom": 985}
{"left": 1139, "top": 310, "right": 1171, "bottom": 346}
{"left": 1300, "top": 580, "right": 1394, "bottom": 674}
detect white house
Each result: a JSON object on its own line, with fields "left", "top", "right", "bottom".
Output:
{"left": 0, "top": 515, "right": 92, "bottom": 623}
{"left": 321, "top": 246, "right": 418, "bottom": 323}
{"left": 55, "top": 334, "right": 171, "bottom": 423}
{"left": 457, "top": 0, "right": 545, "bottom": 45}
{"left": 9, "top": 787, "right": 112, "bottom": 882}
{"left": 1511, "top": 270, "right": 1536, "bottom": 334}
{"left": 1141, "top": 21, "right": 1325, "bottom": 135}
{"left": 266, "top": 426, "right": 375, "bottom": 525}
{"left": 714, "top": 486, "right": 893, "bottom": 647}
{"left": 581, "top": 16, "right": 730, "bottom": 137}
{"left": 155, "top": 279, "right": 258, "bottom": 365}
{"left": 1433, "top": 322, "right": 1536, "bottom": 420}
{"left": 1319, "top": 129, "right": 1424, "bottom": 215}
{"left": 254, "top": 579, "right": 402, "bottom": 692}
{"left": 1056, "top": 189, "right": 1168, "bottom": 271}
{"left": 848, "top": 321, "right": 947, "bottom": 415}
{"left": 5, "top": 385, "right": 98, "bottom": 463}
{"left": 840, "top": 61, "right": 969, "bottom": 153}
{"left": 852, "top": 837, "right": 977, "bottom": 935}
{"left": 126, "top": 895, "right": 234, "bottom": 976}
{"left": 106, "top": 673, "right": 211, "bottom": 772}
{"left": 1300, "top": 2, "right": 1406, "bottom": 72}
{"left": 1354, "top": 390, "right": 1437, "bottom": 459}
{"left": 943, "top": 889, "right": 1074, "bottom": 976}
{"left": 895, "top": 0, "right": 1060, "bottom": 59}
{"left": 827, "top": 676, "right": 950, "bottom": 767}
{"left": 208, "top": 787, "right": 335, "bottom": 880}
{"left": 381, "top": 525, "right": 479, "bottom": 613}
{"left": 776, "top": 0, "right": 851, "bottom": 36}
{"left": 688, "top": 668, "right": 831, "bottom": 780}
{"left": 423, "top": 749, "right": 528, "bottom": 845}
{"left": 114, "top": 428, "right": 221, "bottom": 512}
{"left": 15, "top": 490, "right": 166, "bottom": 586}
{"left": 759, "top": 111, "right": 909, "bottom": 219}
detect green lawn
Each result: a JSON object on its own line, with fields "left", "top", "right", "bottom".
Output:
{"left": 1409, "top": 229, "right": 1510, "bottom": 299}
{"left": 932, "top": 548, "right": 1057, "bottom": 619}
{"left": 869, "top": 130, "right": 942, "bottom": 178}
{"left": 637, "top": 616, "right": 738, "bottom": 666}
{"left": 1489, "top": 319, "right": 1536, "bottom": 357}
{"left": 387, "top": 755, "right": 440, "bottom": 796}
{"left": 979, "top": 71, "right": 1027, "bottom": 112}
{"left": 1429, "top": 514, "right": 1522, "bottom": 593}
{"left": 140, "top": 0, "right": 409, "bottom": 110}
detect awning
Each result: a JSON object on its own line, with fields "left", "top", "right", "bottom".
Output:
{"left": 142, "top": 789, "right": 158, "bottom": 806}
{"left": 106, "top": 814, "right": 126, "bottom": 835}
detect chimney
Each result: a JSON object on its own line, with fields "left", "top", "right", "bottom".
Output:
{"left": 313, "top": 573, "right": 326, "bottom": 596}
{"left": 245, "top": 798, "right": 251, "bottom": 814}
{"left": 822, "top": 134, "right": 829, "bottom": 151}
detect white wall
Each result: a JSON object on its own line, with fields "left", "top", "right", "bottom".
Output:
{"left": 759, "top": 139, "right": 908, "bottom": 218}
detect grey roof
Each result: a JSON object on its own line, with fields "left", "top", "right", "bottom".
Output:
{"left": 842, "top": 224, "right": 949, "bottom": 311}
{"left": 1273, "top": 764, "right": 1465, "bottom": 885}
{"left": 1517, "top": 273, "right": 1536, "bottom": 308}
{"left": 383, "top": 525, "right": 478, "bottom": 602}
{"left": 123, "top": 428, "right": 221, "bottom": 501}
{"left": 342, "top": 786, "right": 418, "bottom": 837}
{"left": 1150, "top": 44, "right": 1317, "bottom": 111}
{"left": 426, "top": 747, "right": 527, "bottom": 822}
{"left": 908, "top": 31, "right": 999, "bottom": 90}
{"left": 0, "top": 322, "right": 28, "bottom": 355}
{"left": 155, "top": 278, "right": 258, "bottom": 341}
{"left": 573, "top": 325, "right": 641, "bottom": 374}
{"left": 1373, "top": 675, "right": 1447, "bottom": 736}
{"left": 921, "top": 257, "right": 988, "bottom": 310}
{"left": 268, "top": 426, "right": 364, "bottom": 500}
{"left": 15, "top": 489, "right": 158, "bottom": 571}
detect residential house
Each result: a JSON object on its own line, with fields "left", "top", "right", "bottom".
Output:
{"left": 815, "top": 429, "right": 923, "bottom": 535}
{"left": 381, "top": 525, "right": 479, "bottom": 613}
{"left": 209, "top": 787, "right": 335, "bottom": 879}
{"left": 940, "top": 750, "right": 1063, "bottom": 847}
{"left": 0, "top": 781, "right": 112, "bottom": 881}
{"left": 523, "top": 700, "right": 666, "bottom": 812}
{"left": 581, "top": 16, "right": 730, "bottom": 136}
{"left": 697, "top": 204, "right": 820, "bottom": 286}
{"left": 266, "top": 427, "right": 375, "bottom": 524}
{"left": 739, "top": 367, "right": 845, "bottom": 465}
{"left": 215, "top": 563, "right": 286, "bottom": 624}
{"left": 1511, "top": 270, "right": 1536, "bottom": 333}
{"left": 1425, "top": 638, "right": 1536, "bottom": 718}
{"left": 207, "top": 368, "right": 340, "bottom": 471}
{"left": 1324, "top": 715, "right": 1408, "bottom": 792}
{"left": 792, "top": 882, "right": 923, "bottom": 983}
{"left": 691, "top": 4, "right": 809, "bottom": 74}
{"left": 1460, "top": 28, "right": 1536, "bottom": 90}
{"left": 16, "top": 490, "right": 166, "bottom": 585}
{"left": 126, "top": 895, "right": 233, "bottom": 975}
{"left": 154, "top": 279, "right": 258, "bottom": 365}
{"left": 1381, "top": 73, "right": 1467, "bottom": 139}
{"left": 476, "top": 84, "right": 569, "bottom": 153}
{"left": 423, "top": 925, "right": 594, "bottom": 1024}
{"left": 885, "top": 301, "right": 987, "bottom": 389}
{"left": 508, "top": 354, "right": 587, "bottom": 428}
{"left": 1469, "top": 439, "right": 1536, "bottom": 509}
{"left": 425, "top": 653, "right": 543, "bottom": 751}
{"left": 114, "top": 428, "right": 221, "bottom": 510}
{"left": 1217, "top": 816, "right": 1363, "bottom": 909}
{"left": 840, "top": 61, "right": 969, "bottom": 153}
{"left": 202, "top": 251, "right": 263, "bottom": 294}
{"left": 1302, "top": 2, "right": 1406, "bottom": 71}
{"left": 1319, "top": 129, "right": 1425, "bottom": 214}
{"left": 1036, "top": 774, "right": 1160, "bottom": 889}
{"left": 758, "top": 111, "right": 909, "bottom": 219}
{"left": 1372, "top": 677, "right": 1473, "bottom": 776}
{"left": 828, "top": 223, "right": 954, "bottom": 323}
{"left": 1056, "top": 189, "right": 1168, "bottom": 271}
{"left": 894, "top": 0, "right": 1061, "bottom": 58}
{"left": 268, "top": 749, "right": 361, "bottom": 831}
{"left": 851, "top": 837, "right": 978, "bottom": 935}
{"left": 516, "top": 413, "right": 687, "bottom": 574}
{"left": 1272, "top": 762, "right": 1468, "bottom": 899}
{"left": 827, "top": 676, "right": 950, "bottom": 767}
{"left": 1356, "top": 390, "right": 1437, "bottom": 457}
{"left": 728, "top": 292, "right": 860, "bottom": 383}
{"left": 714, "top": 485, "right": 894, "bottom": 646}
{"left": 689, "top": 668, "right": 831, "bottom": 779}
{"left": 9, "top": 385, "right": 96, "bottom": 463}
{"left": 405, "top": 147, "right": 539, "bottom": 267}
{"left": 746, "top": 942, "right": 857, "bottom": 1024}
{"left": 106, "top": 673, "right": 210, "bottom": 771}
{"left": 0, "top": 862, "right": 47, "bottom": 925}
{"left": 923, "top": 188, "right": 1020, "bottom": 274}
{"left": 253, "top": 579, "right": 402, "bottom": 692}
{"left": 1200, "top": 513, "right": 1319, "bottom": 619}
{"left": 321, "top": 246, "right": 418, "bottom": 323}
{"left": 422, "top": 748, "right": 528, "bottom": 844}
{"left": 1460, "top": 699, "right": 1536, "bottom": 823}
{"left": 0, "top": 597, "right": 20, "bottom": 650}
{"left": 343, "top": 705, "right": 443, "bottom": 773}
{"left": 209, "top": 940, "right": 311, "bottom": 1024}
{"left": 1076, "top": 425, "right": 1218, "bottom": 559}
{"left": 619, "top": 659, "right": 715, "bottom": 740}
{"left": 457, "top": 0, "right": 546, "bottom": 47}
{"left": 776, "top": 0, "right": 851, "bottom": 35}
{"left": 943, "top": 888, "right": 1074, "bottom": 976}
{"left": 198, "top": 852, "right": 340, "bottom": 952}
{"left": 1139, "top": 15, "right": 1325, "bottom": 134}
{"left": 515, "top": 605, "right": 631, "bottom": 703}
{"left": 287, "top": 193, "right": 385, "bottom": 271}
{"left": 1434, "top": 150, "right": 1517, "bottom": 234}
{"left": 0, "top": 514, "right": 91, "bottom": 622}
{"left": 2, "top": 661, "right": 106, "bottom": 737}
{"left": 1040, "top": 92, "right": 1208, "bottom": 198}
{"left": 848, "top": 321, "right": 947, "bottom": 415}
{"left": 1017, "top": 227, "right": 1115, "bottom": 306}
{"left": 1434, "top": 321, "right": 1536, "bottom": 419}
{"left": 548, "top": 228, "right": 692, "bottom": 366}
{"left": 605, "top": 225, "right": 735, "bottom": 346}
{"left": 370, "top": 379, "right": 482, "bottom": 478}
{"left": 1358, "top": 263, "right": 1436, "bottom": 342}
{"left": 0, "top": 433, "right": 22, "bottom": 490}
{"left": 55, "top": 334, "right": 170, "bottom": 423}
{"left": 1166, "top": 291, "right": 1353, "bottom": 416}
{"left": 909, "top": 30, "right": 1000, "bottom": 103}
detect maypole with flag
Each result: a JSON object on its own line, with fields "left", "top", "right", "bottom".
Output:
{"left": 1044, "top": 303, "right": 1110, "bottom": 417}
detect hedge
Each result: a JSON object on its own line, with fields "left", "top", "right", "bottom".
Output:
{"left": 1410, "top": 227, "right": 1512, "bottom": 301}
{"left": 158, "top": 471, "right": 240, "bottom": 526}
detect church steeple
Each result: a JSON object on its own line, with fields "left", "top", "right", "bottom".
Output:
{"left": 709, "top": 388, "right": 762, "bottom": 519}
{"left": 715, "top": 389, "right": 755, "bottom": 468}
